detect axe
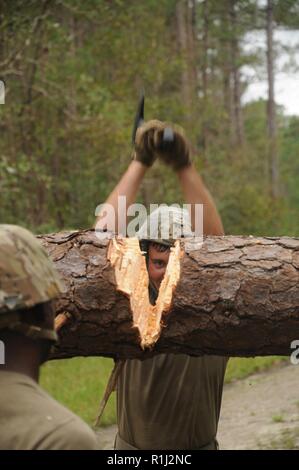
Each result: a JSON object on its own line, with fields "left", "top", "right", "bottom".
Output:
{"left": 131, "top": 91, "right": 174, "bottom": 146}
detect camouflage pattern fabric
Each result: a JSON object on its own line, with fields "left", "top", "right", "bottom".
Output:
{"left": 0, "top": 224, "right": 64, "bottom": 315}
{"left": 137, "top": 206, "right": 193, "bottom": 244}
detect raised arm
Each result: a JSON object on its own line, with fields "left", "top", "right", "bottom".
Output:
{"left": 95, "top": 120, "right": 164, "bottom": 235}
{"left": 177, "top": 165, "right": 224, "bottom": 236}
{"left": 148, "top": 122, "right": 224, "bottom": 236}
{"left": 95, "top": 161, "right": 147, "bottom": 235}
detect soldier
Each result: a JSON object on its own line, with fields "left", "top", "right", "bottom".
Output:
{"left": 0, "top": 224, "right": 98, "bottom": 450}
{"left": 95, "top": 120, "right": 228, "bottom": 450}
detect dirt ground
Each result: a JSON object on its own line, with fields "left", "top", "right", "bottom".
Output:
{"left": 218, "top": 362, "right": 299, "bottom": 449}
{"left": 96, "top": 362, "right": 299, "bottom": 450}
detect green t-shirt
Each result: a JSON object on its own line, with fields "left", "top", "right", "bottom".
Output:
{"left": 117, "top": 353, "right": 228, "bottom": 450}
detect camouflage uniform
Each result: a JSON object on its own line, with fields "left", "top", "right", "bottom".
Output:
{"left": 116, "top": 209, "right": 228, "bottom": 450}
{"left": 0, "top": 224, "right": 63, "bottom": 341}
{"left": 0, "top": 225, "right": 98, "bottom": 450}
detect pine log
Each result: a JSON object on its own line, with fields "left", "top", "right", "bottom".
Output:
{"left": 38, "top": 230, "right": 299, "bottom": 359}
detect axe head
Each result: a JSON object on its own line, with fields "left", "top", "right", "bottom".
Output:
{"left": 132, "top": 91, "right": 145, "bottom": 144}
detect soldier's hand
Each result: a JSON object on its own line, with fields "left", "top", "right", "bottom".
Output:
{"left": 133, "top": 120, "right": 191, "bottom": 170}
{"left": 155, "top": 122, "right": 191, "bottom": 171}
{"left": 133, "top": 119, "right": 164, "bottom": 167}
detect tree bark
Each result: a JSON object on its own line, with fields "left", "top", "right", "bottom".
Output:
{"left": 39, "top": 230, "right": 299, "bottom": 360}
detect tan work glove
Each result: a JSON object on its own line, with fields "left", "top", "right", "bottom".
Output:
{"left": 133, "top": 119, "right": 191, "bottom": 170}
{"left": 133, "top": 119, "right": 163, "bottom": 167}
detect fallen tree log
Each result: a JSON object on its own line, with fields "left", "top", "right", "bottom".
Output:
{"left": 38, "top": 230, "right": 299, "bottom": 359}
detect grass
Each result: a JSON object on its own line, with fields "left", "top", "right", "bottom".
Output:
{"left": 40, "top": 355, "right": 289, "bottom": 427}
{"left": 272, "top": 414, "right": 284, "bottom": 423}
{"left": 40, "top": 357, "right": 116, "bottom": 428}
{"left": 224, "top": 356, "right": 288, "bottom": 384}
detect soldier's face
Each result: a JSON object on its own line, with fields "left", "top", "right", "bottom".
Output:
{"left": 147, "top": 245, "right": 170, "bottom": 290}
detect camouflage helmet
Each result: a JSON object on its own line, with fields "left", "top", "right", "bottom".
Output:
{"left": 0, "top": 224, "right": 65, "bottom": 341}
{"left": 136, "top": 205, "right": 193, "bottom": 247}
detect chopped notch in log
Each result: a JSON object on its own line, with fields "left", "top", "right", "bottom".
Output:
{"left": 107, "top": 238, "right": 182, "bottom": 349}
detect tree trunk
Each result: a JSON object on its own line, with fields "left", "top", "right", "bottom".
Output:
{"left": 38, "top": 230, "right": 299, "bottom": 360}
{"left": 175, "top": 0, "right": 198, "bottom": 127}
{"left": 201, "top": 0, "right": 209, "bottom": 154}
{"left": 229, "top": 0, "right": 245, "bottom": 147}
{"left": 266, "top": 0, "right": 279, "bottom": 199}
{"left": 222, "top": 7, "right": 236, "bottom": 149}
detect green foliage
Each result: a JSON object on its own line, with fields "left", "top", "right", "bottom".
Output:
{"left": 225, "top": 356, "right": 288, "bottom": 383}
{"left": 40, "top": 357, "right": 116, "bottom": 427}
{"left": 0, "top": 0, "right": 297, "bottom": 236}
